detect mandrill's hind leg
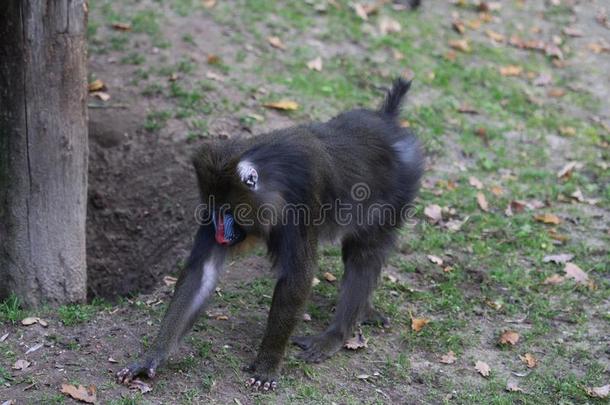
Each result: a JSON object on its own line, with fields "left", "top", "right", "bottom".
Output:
{"left": 292, "top": 233, "right": 393, "bottom": 363}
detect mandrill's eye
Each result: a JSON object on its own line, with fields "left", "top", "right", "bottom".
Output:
{"left": 237, "top": 160, "right": 258, "bottom": 190}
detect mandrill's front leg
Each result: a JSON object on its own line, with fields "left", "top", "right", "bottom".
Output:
{"left": 117, "top": 224, "right": 226, "bottom": 384}
{"left": 245, "top": 231, "right": 316, "bottom": 391}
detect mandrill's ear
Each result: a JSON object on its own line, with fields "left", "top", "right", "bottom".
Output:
{"left": 237, "top": 160, "right": 259, "bottom": 190}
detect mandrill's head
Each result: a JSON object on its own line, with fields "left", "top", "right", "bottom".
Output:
{"left": 193, "top": 136, "right": 314, "bottom": 246}
{"left": 192, "top": 140, "right": 278, "bottom": 247}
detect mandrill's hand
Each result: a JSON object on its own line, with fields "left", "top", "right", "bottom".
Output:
{"left": 116, "top": 357, "right": 161, "bottom": 384}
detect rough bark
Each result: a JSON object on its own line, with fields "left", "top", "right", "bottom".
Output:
{"left": 0, "top": 1, "right": 89, "bottom": 306}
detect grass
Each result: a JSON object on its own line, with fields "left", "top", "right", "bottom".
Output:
{"left": 57, "top": 298, "right": 109, "bottom": 326}
{"left": 0, "top": 293, "right": 24, "bottom": 324}
{"left": 8, "top": 0, "right": 603, "bottom": 403}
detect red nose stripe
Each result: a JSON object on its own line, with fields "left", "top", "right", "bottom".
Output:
{"left": 215, "top": 213, "right": 229, "bottom": 245}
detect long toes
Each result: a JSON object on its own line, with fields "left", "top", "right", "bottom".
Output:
{"left": 116, "top": 368, "right": 132, "bottom": 384}
{"left": 246, "top": 377, "right": 277, "bottom": 391}
{"left": 291, "top": 335, "right": 313, "bottom": 350}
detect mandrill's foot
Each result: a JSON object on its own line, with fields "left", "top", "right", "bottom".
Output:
{"left": 243, "top": 361, "right": 279, "bottom": 392}
{"left": 291, "top": 332, "right": 343, "bottom": 363}
{"left": 116, "top": 358, "right": 159, "bottom": 385}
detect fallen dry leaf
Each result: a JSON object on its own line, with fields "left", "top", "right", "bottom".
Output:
{"left": 427, "top": 255, "right": 444, "bottom": 266}
{"left": 548, "top": 87, "right": 566, "bottom": 98}
{"left": 596, "top": 9, "right": 610, "bottom": 28}
{"left": 12, "top": 359, "right": 31, "bottom": 371}
{"left": 570, "top": 188, "right": 585, "bottom": 202}
{"left": 485, "top": 29, "right": 505, "bottom": 42}
{"left": 444, "top": 216, "right": 468, "bottom": 232}
{"left": 567, "top": 190, "right": 599, "bottom": 205}
{"left": 424, "top": 204, "right": 442, "bottom": 224}
{"left": 475, "top": 360, "right": 491, "bottom": 377}
{"left": 557, "top": 161, "right": 579, "bottom": 179}
{"left": 476, "top": 192, "right": 489, "bottom": 212}
{"left": 588, "top": 42, "right": 610, "bottom": 54}
{"left": 548, "top": 228, "right": 569, "bottom": 243}
{"left": 533, "top": 73, "right": 552, "bottom": 87}
{"left": 452, "top": 19, "right": 466, "bottom": 34}
{"left": 302, "top": 313, "right": 312, "bottom": 322}
{"left": 468, "top": 176, "right": 483, "bottom": 189}
{"left": 323, "top": 272, "right": 337, "bottom": 282}
{"left": 440, "top": 351, "right": 457, "bottom": 364}
{"left": 108, "top": 357, "right": 118, "bottom": 363}
{"left": 411, "top": 315, "right": 430, "bottom": 332}
{"left": 353, "top": 3, "right": 368, "bottom": 20}
{"left": 490, "top": 185, "right": 503, "bottom": 196}
{"left": 311, "top": 277, "right": 320, "bottom": 287}
{"left": 202, "top": 0, "right": 216, "bottom": 8}
{"left": 506, "top": 380, "right": 524, "bottom": 392}
{"left": 479, "top": 1, "right": 501, "bottom": 12}
{"left": 205, "top": 71, "right": 225, "bottom": 82}
{"left": 449, "top": 39, "right": 470, "bottom": 52}
{"left": 499, "top": 65, "right": 523, "bottom": 77}
{"left": 544, "top": 43, "right": 563, "bottom": 59}
{"left": 519, "top": 353, "right": 537, "bottom": 368}
{"left": 543, "top": 274, "right": 565, "bottom": 285}
{"left": 562, "top": 26, "right": 583, "bottom": 37}
{"left": 306, "top": 56, "right": 323, "bottom": 72}
{"left": 379, "top": 16, "right": 401, "bottom": 35}
{"left": 207, "top": 54, "right": 220, "bottom": 64}
{"left": 267, "top": 36, "right": 286, "bottom": 50}
{"left": 543, "top": 253, "right": 574, "bottom": 264}
{"left": 129, "top": 379, "right": 153, "bottom": 394}
{"left": 88, "top": 79, "right": 105, "bottom": 92}
{"left": 111, "top": 22, "right": 132, "bottom": 31}
{"left": 499, "top": 330, "right": 520, "bottom": 346}
{"left": 344, "top": 328, "right": 368, "bottom": 350}
{"left": 585, "top": 385, "right": 609, "bottom": 399}
{"left": 559, "top": 126, "right": 576, "bottom": 136}
{"left": 21, "top": 317, "right": 48, "bottom": 327}
{"left": 534, "top": 213, "right": 561, "bottom": 225}
{"left": 0, "top": 333, "right": 8, "bottom": 342}
{"left": 263, "top": 100, "right": 299, "bottom": 111}
{"left": 445, "top": 50, "right": 457, "bottom": 62}
{"left": 563, "top": 262, "right": 588, "bottom": 285}
{"left": 91, "top": 91, "right": 110, "bottom": 101}
{"left": 60, "top": 384, "right": 97, "bottom": 404}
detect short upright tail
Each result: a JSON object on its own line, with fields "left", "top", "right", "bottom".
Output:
{"left": 380, "top": 78, "right": 412, "bottom": 118}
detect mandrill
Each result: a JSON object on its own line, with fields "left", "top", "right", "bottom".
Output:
{"left": 117, "top": 78, "right": 424, "bottom": 391}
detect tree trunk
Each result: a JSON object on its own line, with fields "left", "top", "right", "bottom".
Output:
{"left": 0, "top": 0, "right": 88, "bottom": 307}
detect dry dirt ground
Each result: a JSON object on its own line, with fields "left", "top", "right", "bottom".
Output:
{"left": 1, "top": 0, "right": 609, "bottom": 404}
